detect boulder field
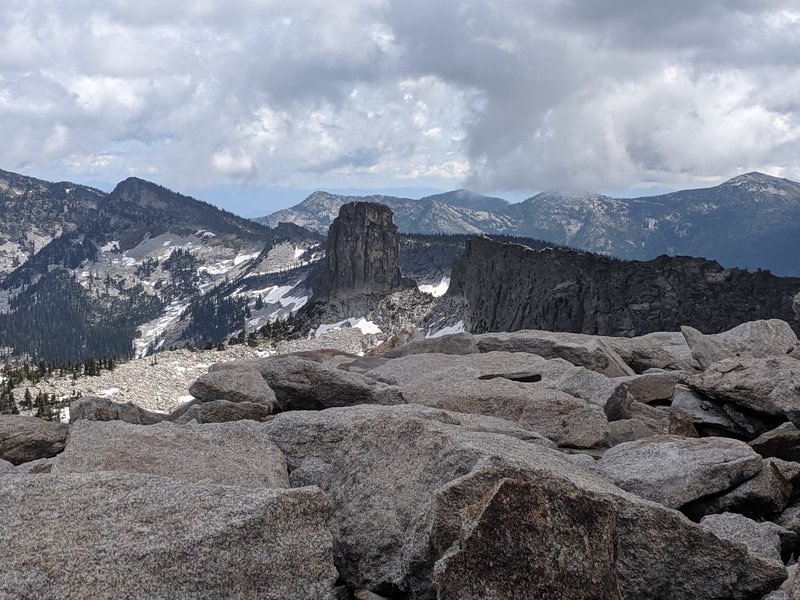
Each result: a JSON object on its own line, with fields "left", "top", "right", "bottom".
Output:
{"left": 3, "top": 318, "right": 800, "bottom": 598}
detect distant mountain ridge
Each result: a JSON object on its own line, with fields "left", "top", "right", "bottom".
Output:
{"left": 258, "top": 172, "right": 800, "bottom": 275}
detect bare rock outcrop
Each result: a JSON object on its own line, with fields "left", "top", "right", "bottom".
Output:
{"left": 69, "top": 396, "right": 169, "bottom": 425}
{"left": 448, "top": 236, "right": 800, "bottom": 337}
{"left": 261, "top": 404, "right": 783, "bottom": 599}
{"left": 0, "top": 473, "right": 338, "bottom": 599}
{"left": 54, "top": 420, "right": 289, "bottom": 489}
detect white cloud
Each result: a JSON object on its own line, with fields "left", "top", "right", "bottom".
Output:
{"left": 1, "top": 0, "right": 799, "bottom": 199}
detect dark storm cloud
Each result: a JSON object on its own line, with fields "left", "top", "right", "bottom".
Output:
{"left": 1, "top": 0, "right": 798, "bottom": 195}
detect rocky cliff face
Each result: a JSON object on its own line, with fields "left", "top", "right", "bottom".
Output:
{"left": 448, "top": 236, "right": 800, "bottom": 336}
{"left": 302, "top": 202, "right": 415, "bottom": 321}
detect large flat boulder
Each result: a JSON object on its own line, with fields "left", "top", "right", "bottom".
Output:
{"left": 69, "top": 396, "right": 168, "bottom": 425}
{"left": 548, "top": 366, "right": 632, "bottom": 420}
{"left": 0, "top": 415, "right": 68, "bottom": 465}
{"left": 681, "top": 326, "right": 736, "bottom": 370}
{"left": 474, "top": 331, "right": 634, "bottom": 377}
{"left": 262, "top": 405, "right": 783, "bottom": 599}
{"left": 189, "top": 368, "right": 278, "bottom": 406}
{"left": 0, "top": 473, "right": 338, "bottom": 599}
{"left": 596, "top": 435, "right": 763, "bottom": 509}
{"left": 366, "top": 353, "right": 607, "bottom": 447}
{"left": 54, "top": 420, "right": 289, "bottom": 489}
{"left": 687, "top": 356, "right": 800, "bottom": 425}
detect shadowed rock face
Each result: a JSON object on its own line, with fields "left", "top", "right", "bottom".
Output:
{"left": 448, "top": 236, "right": 800, "bottom": 337}
{"left": 312, "top": 202, "right": 413, "bottom": 303}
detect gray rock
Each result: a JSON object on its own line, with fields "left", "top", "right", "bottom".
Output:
{"left": 0, "top": 458, "right": 14, "bottom": 474}
{"left": 364, "top": 351, "right": 608, "bottom": 447}
{"left": 609, "top": 419, "right": 660, "bottom": 445}
{"left": 670, "top": 385, "right": 742, "bottom": 434}
{"left": 0, "top": 472, "right": 338, "bottom": 599}
{"left": 775, "top": 503, "right": 800, "bottom": 535}
{"left": 794, "top": 292, "right": 800, "bottom": 321}
{"left": 604, "top": 331, "right": 699, "bottom": 372}
{"left": 0, "top": 415, "right": 68, "bottom": 465}
{"left": 750, "top": 423, "right": 800, "bottom": 462}
{"left": 365, "top": 350, "right": 573, "bottom": 387}
{"left": 681, "top": 325, "right": 736, "bottom": 370}
{"left": 770, "top": 458, "right": 800, "bottom": 489}
{"left": 710, "top": 319, "right": 798, "bottom": 359}
{"left": 174, "top": 399, "right": 274, "bottom": 424}
{"left": 721, "top": 401, "right": 783, "bottom": 439}
{"left": 700, "top": 512, "right": 789, "bottom": 566}
{"left": 619, "top": 370, "right": 682, "bottom": 404}
{"left": 596, "top": 435, "right": 763, "bottom": 509}
{"left": 434, "top": 478, "right": 622, "bottom": 600}
{"left": 260, "top": 356, "right": 405, "bottom": 411}
{"left": 474, "top": 330, "right": 634, "bottom": 377}
{"left": 688, "top": 357, "right": 800, "bottom": 425}
{"left": 381, "top": 332, "right": 478, "bottom": 358}
{"left": 549, "top": 366, "right": 632, "bottom": 420}
{"left": 13, "top": 457, "right": 55, "bottom": 474}
{"left": 70, "top": 396, "right": 168, "bottom": 425}
{"left": 55, "top": 420, "right": 289, "bottom": 489}
{"left": 262, "top": 404, "right": 784, "bottom": 599}
{"left": 188, "top": 368, "right": 278, "bottom": 406}
{"left": 684, "top": 458, "right": 792, "bottom": 520}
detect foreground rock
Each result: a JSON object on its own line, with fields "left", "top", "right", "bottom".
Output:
{"left": 55, "top": 420, "right": 289, "bottom": 489}
{"left": 474, "top": 330, "right": 634, "bottom": 377}
{"left": 262, "top": 405, "right": 783, "bottom": 599}
{"left": 0, "top": 472, "right": 338, "bottom": 599}
{"left": 189, "top": 369, "right": 278, "bottom": 406}
{"left": 700, "top": 512, "right": 791, "bottom": 566}
{"left": 435, "top": 478, "right": 622, "bottom": 600}
{"left": 252, "top": 356, "right": 405, "bottom": 411}
{"left": 684, "top": 458, "right": 792, "bottom": 520}
{"left": 365, "top": 353, "right": 608, "bottom": 447}
{"left": 0, "top": 415, "right": 68, "bottom": 465}
{"left": 174, "top": 399, "right": 274, "bottom": 424}
{"left": 682, "top": 320, "right": 798, "bottom": 370}
{"left": 687, "top": 357, "right": 800, "bottom": 425}
{"left": 750, "top": 423, "right": 800, "bottom": 462}
{"left": 69, "top": 396, "right": 169, "bottom": 425}
{"left": 596, "top": 435, "right": 763, "bottom": 509}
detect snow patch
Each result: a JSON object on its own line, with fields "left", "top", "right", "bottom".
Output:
{"left": 314, "top": 317, "right": 382, "bottom": 337}
{"left": 419, "top": 277, "right": 450, "bottom": 297}
{"left": 428, "top": 321, "right": 465, "bottom": 338}
{"left": 100, "top": 240, "right": 120, "bottom": 252}
{"left": 162, "top": 240, "right": 173, "bottom": 247}
{"left": 293, "top": 247, "right": 305, "bottom": 259}
{"left": 234, "top": 252, "right": 260, "bottom": 266}
{"left": 134, "top": 300, "right": 189, "bottom": 357}
{"left": 99, "top": 387, "right": 121, "bottom": 398}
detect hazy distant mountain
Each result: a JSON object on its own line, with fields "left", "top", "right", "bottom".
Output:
{"left": 257, "top": 172, "right": 800, "bottom": 275}
{"left": 256, "top": 190, "right": 518, "bottom": 236}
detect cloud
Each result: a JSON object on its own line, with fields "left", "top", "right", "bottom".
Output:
{"left": 1, "top": 0, "right": 799, "bottom": 199}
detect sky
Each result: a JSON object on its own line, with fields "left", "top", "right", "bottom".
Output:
{"left": 2, "top": 0, "right": 800, "bottom": 215}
